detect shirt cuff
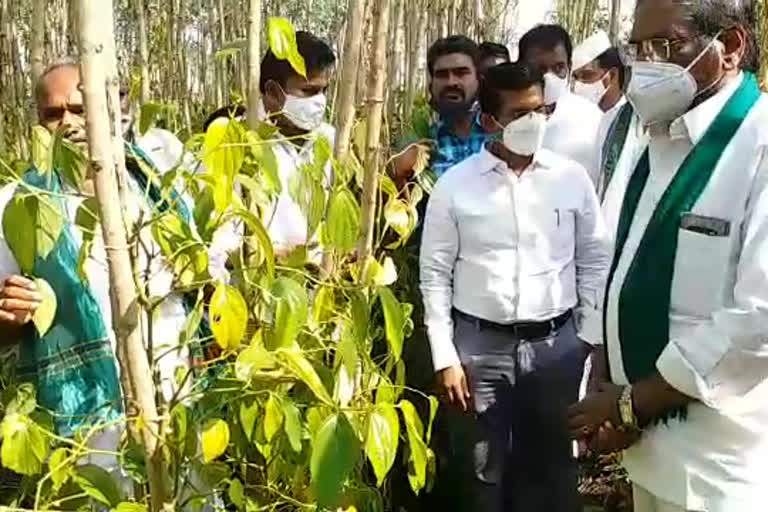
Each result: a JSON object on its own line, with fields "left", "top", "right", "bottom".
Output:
{"left": 427, "top": 327, "right": 461, "bottom": 372}
{"left": 656, "top": 341, "right": 708, "bottom": 403}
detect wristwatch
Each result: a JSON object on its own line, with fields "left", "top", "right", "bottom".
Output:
{"left": 618, "top": 385, "right": 638, "bottom": 429}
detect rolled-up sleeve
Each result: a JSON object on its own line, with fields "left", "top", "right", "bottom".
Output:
{"left": 574, "top": 166, "right": 611, "bottom": 345}
{"left": 420, "top": 179, "right": 460, "bottom": 372}
{"left": 656, "top": 149, "right": 768, "bottom": 409}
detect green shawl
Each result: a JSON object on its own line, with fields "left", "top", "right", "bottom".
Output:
{"left": 15, "top": 144, "right": 204, "bottom": 435}
{"left": 604, "top": 73, "right": 761, "bottom": 419}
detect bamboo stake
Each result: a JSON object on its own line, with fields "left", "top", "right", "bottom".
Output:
{"left": 246, "top": 0, "right": 262, "bottom": 130}
{"left": 135, "top": 0, "right": 151, "bottom": 105}
{"left": 75, "top": 1, "right": 168, "bottom": 509}
{"left": 333, "top": 0, "right": 366, "bottom": 163}
{"left": 357, "top": 0, "right": 391, "bottom": 265}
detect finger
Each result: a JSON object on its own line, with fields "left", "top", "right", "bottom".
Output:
{"left": 1, "top": 286, "right": 43, "bottom": 302}
{"left": 568, "top": 413, "right": 589, "bottom": 430}
{"left": 460, "top": 374, "right": 471, "bottom": 400}
{"left": 0, "top": 310, "right": 22, "bottom": 324}
{"left": 454, "top": 386, "right": 468, "bottom": 412}
{"left": 4, "top": 275, "right": 37, "bottom": 290}
{"left": 0, "top": 309, "right": 32, "bottom": 326}
{"left": 0, "top": 299, "right": 40, "bottom": 312}
{"left": 446, "top": 387, "right": 456, "bottom": 408}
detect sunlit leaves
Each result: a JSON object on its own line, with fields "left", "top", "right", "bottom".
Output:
{"left": 204, "top": 118, "right": 246, "bottom": 213}
{"left": 378, "top": 287, "right": 404, "bottom": 362}
{"left": 235, "top": 345, "right": 276, "bottom": 382}
{"left": 35, "top": 197, "right": 65, "bottom": 261}
{"left": 229, "top": 208, "right": 274, "bottom": 277}
{"left": 138, "top": 102, "right": 164, "bottom": 135}
{"left": 2, "top": 193, "right": 65, "bottom": 274}
{"left": 151, "top": 212, "right": 209, "bottom": 288}
{"left": 310, "top": 413, "right": 360, "bottom": 508}
{"left": 0, "top": 413, "right": 48, "bottom": 475}
{"left": 239, "top": 398, "right": 259, "bottom": 443}
{"left": 267, "top": 17, "right": 307, "bottom": 77}
{"left": 263, "top": 394, "right": 283, "bottom": 443}
{"left": 31, "top": 277, "right": 56, "bottom": 336}
{"left": 114, "top": 503, "right": 149, "bottom": 512}
{"left": 279, "top": 348, "right": 333, "bottom": 405}
{"left": 73, "top": 464, "right": 122, "bottom": 507}
{"left": 399, "top": 400, "right": 428, "bottom": 494}
{"left": 75, "top": 197, "right": 99, "bottom": 281}
{"left": 228, "top": 478, "right": 245, "bottom": 511}
{"left": 322, "top": 190, "right": 360, "bottom": 253}
{"left": 282, "top": 398, "right": 303, "bottom": 453}
{"left": 266, "top": 277, "right": 308, "bottom": 350}
{"left": 209, "top": 283, "right": 248, "bottom": 350}
{"left": 49, "top": 448, "right": 71, "bottom": 491}
{"left": 365, "top": 404, "right": 399, "bottom": 487}
{"left": 201, "top": 418, "right": 230, "bottom": 463}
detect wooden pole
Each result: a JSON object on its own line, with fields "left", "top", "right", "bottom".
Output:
{"left": 357, "top": 0, "right": 391, "bottom": 265}
{"left": 333, "top": 0, "right": 366, "bottom": 163}
{"left": 135, "top": 0, "right": 151, "bottom": 105}
{"left": 246, "top": 0, "right": 262, "bottom": 130}
{"left": 75, "top": 1, "right": 168, "bottom": 509}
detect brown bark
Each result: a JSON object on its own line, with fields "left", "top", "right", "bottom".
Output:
{"left": 135, "top": 0, "right": 151, "bottom": 105}
{"left": 334, "top": 0, "right": 366, "bottom": 163}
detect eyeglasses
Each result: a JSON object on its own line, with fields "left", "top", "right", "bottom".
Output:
{"left": 618, "top": 37, "right": 697, "bottom": 64}
{"left": 509, "top": 105, "right": 548, "bottom": 121}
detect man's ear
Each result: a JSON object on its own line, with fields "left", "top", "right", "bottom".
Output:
{"left": 262, "top": 80, "right": 285, "bottom": 113}
{"left": 480, "top": 112, "right": 501, "bottom": 134}
{"left": 720, "top": 26, "right": 747, "bottom": 72}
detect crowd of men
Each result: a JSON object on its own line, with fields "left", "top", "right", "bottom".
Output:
{"left": 1, "top": 0, "right": 768, "bottom": 511}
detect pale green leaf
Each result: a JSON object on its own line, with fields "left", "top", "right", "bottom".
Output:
{"left": 322, "top": 190, "right": 360, "bottom": 253}
{"left": 378, "top": 287, "right": 404, "bottom": 362}
{"left": 399, "top": 400, "right": 428, "bottom": 494}
{"left": 35, "top": 196, "right": 65, "bottom": 260}
{"left": 31, "top": 278, "right": 56, "bottom": 337}
{"left": 201, "top": 419, "right": 230, "bottom": 463}
{"left": 337, "top": 323, "right": 358, "bottom": 378}
{"left": 73, "top": 464, "right": 122, "bottom": 507}
{"left": 427, "top": 396, "right": 439, "bottom": 445}
{"left": 282, "top": 397, "right": 303, "bottom": 453}
{"left": 348, "top": 290, "right": 369, "bottom": 342}
{"left": 204, "top": 118, "right": 246, "bottom": 213}
{"left": 365, "top": 404, "right": 399, "bottom": 487}
{"left": 209, "top": 283, "right": 248, "bottom": 350}
{"left": 239, "top": 398, "right": 259, "bottom": 443}
{"left": 228, "top": 478, "right": 245, "bottom": 510}
{"left": 267, "top": 18, "right": 307, "bottom": 77}
{"left": 384, "top": 199, "right": 414, "bottom": 239}
{"left": 310, "top": 413, "right": 360, "bottom": 508}
{"left": 31, "top": 126, "right": 53, "bottom": 173}
{"left": 264, "top": 394, "right": 284, "bottom": 442}
{"left": 235, "top": 345, "right": 276, "bottom": 382}
{"left": 2, "top": 195, "right": 36, "bottom": 274}
{"left": 260, "top": 143, "right": 281, "bottom": 194}
{"left": 139, "top": 102, "right": 164, "bottom": 135}
{"left": 6, "top": 382, "right": 37, "bottom": 415}
{"left": 0, "top": 413, "right": 48, "bottom": 475}
{"left": 266, "top": 277, "right": 308, "bottom": 350}
{"left": 311, "top": 285, "right": 336, "bottom": 329}
{"left": 49, "top": 447, "right": 71, "bottom": 490}
{"left": 114, "top": 503, "right": 148, "bottom": 512}
{"left": 278, "top": 348, "right": 333, "bottom": 405}
{"left": 314, "top": 135, "right": 332, "bottom": 170}
{"left": 228, "top": 208, "right": 274, "bottom": 277}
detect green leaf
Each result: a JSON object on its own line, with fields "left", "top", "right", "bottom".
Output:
{"left": 201, "top": 418, "right": 230, "bottom": 463}
{"left": 114, "top": 503, "right": 148, "bottom": 512}
{"left": 2, "top": 195, "right": 36, "bottom": 274}
{"left": 322, "top": 190, "right": 360, "bottom": 253}
{"left": 365, "top": 404, "right": 399, "bottom": 487}
{"left": 314, "top": 135, "right": 332, "bottom": 170}
{"left": 399, "top": 400, "right": 428, "bottom": 494}
{"left": 192, "top": 187, "right": 216, "bottom": 242}
{"left": 73, "top": 464, "right": 122, "bottom": 507}
{"left": 151, "top": 212, "right": 209, "bottom": 287}
{"left": 239, "top": 398, "right": 259, "bottom": 443}
{"left": 279, "top": 348, "right": 333, "bottom": 405}
{"left": 282, "top": 397, "right": 303, "bottom": 453}
{"left": 348, "top": 290, "right": 369, "bottom": 342}
{"left": 209, "top": 283, "right": 248, "bottom": 350}
{"left": 49, "top": 447, "right": 71, "bottom": 490}
{"left": 204, "top": 118, "right": 246, "bottom": 213}
{"left": 139, "top": 102, "right": 164, "bottom": 135}
{"left": 235, "top": 345, "right": 276, "bottom": 382}
{"left": 53, "top": 137, "right": 87, "bottom": 189}
{"left": 35, "top": 196, "right": 65, "bottom": 260}
{"left": 6, "top": 382, "right": 37, "bottom": 415}
{"left": 384, "top": 199, "right": 414, "bottom": 239}
{"left": 427, "top": 396, "right": 439, "bottom": 445}
{"left": 378, "top": 287, "right": 404, "bottom": 362}
{"left": 228, "top": 208, "right": 274, "bottom": 277}
{"left": 31, "top": 126, "right": 53, "bottom": 173}
{"left": 31, "top": 278, "right": 56, "bottom": 336}
{"left": 228, "top": 478, "right": 245, "bottom": 511}
{"left": 267, "top": 17, "right": 307, "bottom": 77}
{"left": 336, "top": 324, "right": 358, "bottom": 378}
{"left": 310, "top": 413, "right": 360, "bottom": 508}
{"left": 311, "top": 285, "right": 336, "bottom": 329}
{"left": 266, "top": 277, "right": 308, "bottom": 350}
{"left": 0, "top": 413, "right": 48, "bottom": 475}
{"left": 264, "top": 394, "right": 284, "bottom": 442}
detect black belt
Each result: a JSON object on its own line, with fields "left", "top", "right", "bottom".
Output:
{"left": 452, "top": 309, "right": 572, "bottom": 339}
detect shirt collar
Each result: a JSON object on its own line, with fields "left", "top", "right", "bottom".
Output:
{"left": 669, "top": 72, "right": 744, "bottom": 144}
{"left": 480, "top": 145, "right": 555, "bottom": 174}
{"left": 434, "top": 111, "right": 483, "bottom": 138}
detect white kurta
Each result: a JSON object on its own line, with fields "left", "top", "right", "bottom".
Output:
{"left": 602, "top": 73, "right": 768, "bottom": 511}
{"left": 543, "top": 92, "right": 604, "bottom": 181}
{"left": 593, "top": 96, "right": 628, "bottom": 191}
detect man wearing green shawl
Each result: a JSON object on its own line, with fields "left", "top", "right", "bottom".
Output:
{"left": 568, "top": 1, "right": 768, "bottom": 511}
{"left": 0, "top": 60, "right": 218, "bottom": 503}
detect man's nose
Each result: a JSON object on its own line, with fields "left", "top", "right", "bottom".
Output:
{"left": 61, "top": 109, "right": 77, "bottom": 126}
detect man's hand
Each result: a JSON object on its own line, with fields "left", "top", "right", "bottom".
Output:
{"left": 436, "top": 365, "right": 471, "bottom": 412}
{"left": 587, "top": 421, "right": 640, "bottom": 455}
{"left": 567, "top": 382, "right": 624, "bottom": 440}
{"left": 586, "top": 345, "right": 608, "bottom": 393}
{"left": 0, "top": 276, "right": 41, "bottom": 326}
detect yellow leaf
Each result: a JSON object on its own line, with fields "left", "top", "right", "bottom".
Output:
{"left": 411, "top": 143, "right": 431, "bottom": 177}
{"left": 209, "top": 283, "right": 248, "bottom": 350}
{"left": 32, "top": 278, "right": 56, "bottom": 337}
{"left": 201, "top": 419, "right": 230, "bottom": 463}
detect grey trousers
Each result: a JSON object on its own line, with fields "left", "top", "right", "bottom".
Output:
{"left": 441, "top": 312, "right": 586, "bottom": 512}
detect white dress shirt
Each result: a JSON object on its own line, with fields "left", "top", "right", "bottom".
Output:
{"left": 420, "top": 147, "right": 610, "bottom": 371}
{"left": 593, "top": 96, "right": 628, "bottom": 189}
{"left": 544, "top": 92, "right": 604, "bottom": 181}
{"left": 602, "top": 73, "right": 768, "bottom": 511}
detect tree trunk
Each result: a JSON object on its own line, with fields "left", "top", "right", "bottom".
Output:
{"left": 75, "top": 1, "right": 168, "bottom": 510}
{"left": 334, "top": 0, "right": 366, "bottom": 163}
{"left": 357, "top": 0, "right": 390, "bottom": 265}
{"left": 135, "top": 0, "right": 151, "bottom": 105}
{"left": 246, "top": 0, "right": 261, "bottom": 128}
{"left": 608, "top": 0, "right": 621, "bottom": 43}
{"left": 30, "top": 0, "right": 45, "bottom": 84}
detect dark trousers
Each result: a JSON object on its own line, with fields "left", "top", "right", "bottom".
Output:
{"left": 436, "top": 313, "right": 586, "bottom": 512}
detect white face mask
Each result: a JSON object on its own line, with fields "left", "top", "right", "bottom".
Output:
{"left": 282, "top": 92, "right": 327, "bottom": 131}
{"left": 626, "top": 36, "right": 723, "bottom": 125}
{"left": 500, "top": 112, "right": 548, "bottom": 156}
{"left": 544, "top": 72, "right": 570, "bottom": 105}
{"left": 573, "top": 73, "right": 609, "bottom": 106}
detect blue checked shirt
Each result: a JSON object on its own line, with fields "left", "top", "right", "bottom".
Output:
{"left": 431, "top": 115, "right": 489, "bottom": 177}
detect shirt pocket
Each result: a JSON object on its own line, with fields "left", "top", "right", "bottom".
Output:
{"left": 671, "top": 226, "right": 733, "bottom": 317}
{"left": 539, "top": 207, "right": 575, "bottom": 262}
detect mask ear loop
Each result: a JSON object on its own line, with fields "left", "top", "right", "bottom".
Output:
{"left": 687, "top": 30, "right": 726, "bottom": 98}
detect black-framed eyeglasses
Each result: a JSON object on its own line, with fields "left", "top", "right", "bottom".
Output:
{"left": 619, "top": 37, "right": 697, "bottom": 64}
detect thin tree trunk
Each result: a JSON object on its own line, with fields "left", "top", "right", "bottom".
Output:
{"left": 609, "top": 0, "right": 621, "bottom": 42}
{"left": 357, "top": 0, "right": 390, "bottom": 265}
{"left": 334, "top": 0, "right": 366, "bottom": 163}
{"left": 136, "top": 0, "right": 151, "bottom": 105}
{"left": 246, "top": 0, "right": 261, "bottom": 128}
{"left": 75, "top": 1, "right": 168, "bottom": 510}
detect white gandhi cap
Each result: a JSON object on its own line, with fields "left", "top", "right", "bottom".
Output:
{"left": 572, "top": 30, "right": 612, "bottom": 72}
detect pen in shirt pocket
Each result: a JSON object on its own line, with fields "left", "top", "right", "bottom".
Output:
{"left": 555, "top": 208, "right": 560, "bottom": 226}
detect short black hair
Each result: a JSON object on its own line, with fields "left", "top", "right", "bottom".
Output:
{"left": 479, "top": 62, "right": 544, "bottom": 117}
{"left": 203, "top": 104, "right": 246, "bottom": 131}
{"left": 427, "top": 35, "right": 480, "bottom": 75}
{"left": 518, "top": 24, "right": 574, "bottom": 66}
{"left": 596, "top": 48, "right": 627, "bottom": 88}
{"left": 479, "top": 41, "right": 511, "bottom": 62}
{"left": 259, "top": 31, "right": 336, "bottom": 92}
